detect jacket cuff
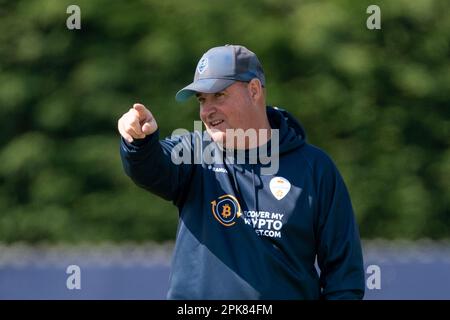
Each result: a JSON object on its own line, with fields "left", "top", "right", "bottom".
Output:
{"left": 120, "top": 129, "right": 160, "bottom": 152}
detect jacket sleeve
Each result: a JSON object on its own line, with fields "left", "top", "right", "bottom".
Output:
{"left": 119, "top": 129, "right": 195, "bottom": 204}
{"left": 314, "top": 154, "right": 365, "bottom": 300}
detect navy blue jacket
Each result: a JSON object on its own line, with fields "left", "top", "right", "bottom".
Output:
{"left": 120, "top": 106, "right": 365, "bottom": 299}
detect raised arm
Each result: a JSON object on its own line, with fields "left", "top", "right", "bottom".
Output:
{"left": 118, "top": 103, "right": 194, "bottom": 204}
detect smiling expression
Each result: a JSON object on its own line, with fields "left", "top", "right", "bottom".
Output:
{"left": 197, "top": 81, "right": 265, "bottom": 147}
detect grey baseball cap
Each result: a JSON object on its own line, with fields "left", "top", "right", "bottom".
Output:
{"left": 175, "top": 44, "right": 265, "bottom": 102}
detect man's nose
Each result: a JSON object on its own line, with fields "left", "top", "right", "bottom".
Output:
{"left": 200, "top": 100, "right": 216, "bottom": 119}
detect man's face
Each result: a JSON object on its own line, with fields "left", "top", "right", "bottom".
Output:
{"left": 197, "top": 81, "right": 259, "bottom": 147}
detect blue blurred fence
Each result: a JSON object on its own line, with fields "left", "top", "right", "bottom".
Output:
{"left": 0, "top": 240, "right": 449, "bottom": 300}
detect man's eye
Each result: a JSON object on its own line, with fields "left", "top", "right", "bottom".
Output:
{"left": 214, "top": 92, "right": 224, "bottom": 98}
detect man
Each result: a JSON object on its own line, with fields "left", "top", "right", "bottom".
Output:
{"left": 118, "top": 45, "right": 365, "bottom": 299}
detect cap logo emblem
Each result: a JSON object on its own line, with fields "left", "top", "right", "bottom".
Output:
{"left": 197, "top": 57, "right": 208, "bottom": 74}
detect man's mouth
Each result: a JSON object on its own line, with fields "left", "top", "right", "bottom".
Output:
{"left": 210, "top": 120, "right": 224, "bottom": 127}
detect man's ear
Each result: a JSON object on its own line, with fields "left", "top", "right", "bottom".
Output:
{"left": 248, "top": 78, "right": 262, "bottom": 100}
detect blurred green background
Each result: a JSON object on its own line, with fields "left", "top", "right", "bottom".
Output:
{"left": 0, "top": 0, "right": 448, "bottom": 243}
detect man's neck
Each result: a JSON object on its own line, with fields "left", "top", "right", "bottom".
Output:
{"left": 230, "top": 118, "right": 272, "bottom": 150}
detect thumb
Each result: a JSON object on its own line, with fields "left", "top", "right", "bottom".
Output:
{"left": 142, "top": 119, "right": 157, "bottom": 135}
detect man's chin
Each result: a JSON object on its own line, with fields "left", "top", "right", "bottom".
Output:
{"left": 206, "top": 127, "right": 223, "bottom": 140}
{"left": 207, "top": 129, "right": 248, "bottom": 149}
{"left": 209, "top": 132, "right": 226, "bottom": 145}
